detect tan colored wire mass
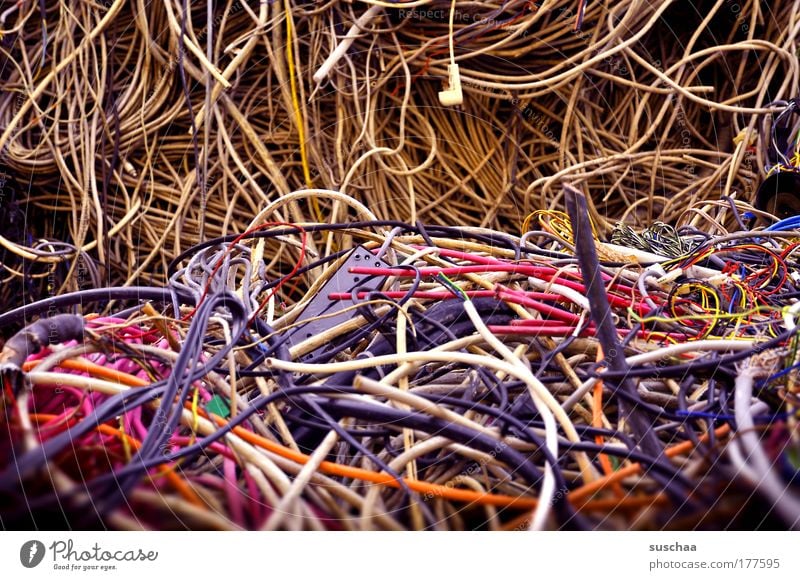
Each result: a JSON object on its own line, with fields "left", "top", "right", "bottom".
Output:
{"left": 0, "top": 0, "right": 796, "bottom": 301}
{"left": 3, "top": 0, "right": 800, "bottom": 533}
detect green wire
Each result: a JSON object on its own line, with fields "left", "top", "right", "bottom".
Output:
{"left": 436, "top": 273, "right": 469, "bottom": 302}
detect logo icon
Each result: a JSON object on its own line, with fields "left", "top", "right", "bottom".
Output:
{"left": 20, "top": 540, "right": 46, "bottom": 568}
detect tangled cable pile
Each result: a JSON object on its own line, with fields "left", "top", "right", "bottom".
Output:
{"left": 1, "top": 0, "right": 800, "bottom": 307}
{"left": 2, "top": 187, "right": 800, "bottom": 530}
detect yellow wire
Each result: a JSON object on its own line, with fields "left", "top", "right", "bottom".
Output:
{"left": 118, "top": 417, "right": 133, "bottom": 462}
{"left": 632, "top": 306, "right": 776, "bottom": 324}
{"left": 522, "top": 209, "right": 598, "bottom": 243}
{"left": 284, "top": 0, "right": 323, "bottom": 222}
{"left": 190, "top": 386, "right": 200, "bottom": 446}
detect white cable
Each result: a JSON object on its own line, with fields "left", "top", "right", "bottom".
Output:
{"left": 734, "top": 367, "right": 800, "bottom": 529}
{"left": 526, "top": 275, "right": 590, "bottom": 310}
{"left": 438, "top": 0, "right": 462, "bottom": 106}
{"left": 266, "top": 333, "right": 599, "bottom": 484}
{"left": 313, "top": 5, "right": 383, "bottom": 85}
{"left": 461, "top": 299, "right": 557, "bottom": 530}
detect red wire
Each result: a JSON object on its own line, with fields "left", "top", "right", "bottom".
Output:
{"left": 349, "top": 264, "right": 635, "bottom": 308}
{"left": 248, "top": 225, "right": 308, "bottom": 324}
{"left": 488, "top": 325, "right": 690, "bottom": 340}
{"left": 327, "top": 289, "right": 563, "bottom": 301}
{"left": 2, "top": 377, "right": 15, "bottom": 407}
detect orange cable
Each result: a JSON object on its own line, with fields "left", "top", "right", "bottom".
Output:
{"left": 23, "top": 357, "right": 149, "bottom": 387}
{"left": 569, "top": 424, "right": 731, "bottom": 505}
{"left": 592, "top": 346, "right": 625, "bottom": 497}
{"left": 501, "top": 493, "right": 670, "bottom": 530}
{"left": 207, "top": 413, "right": 540, "bottom": 509}
{"left": 24, "top": 366, "right": 731, "bottom": 513}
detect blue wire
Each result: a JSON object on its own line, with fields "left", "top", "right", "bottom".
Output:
{"left": 765, "top": 215, "right": 800, "bottom": 232}
{"left": 728, "top": 286, "right": 738, "bottom": 315}
{"left": 757, "top": 360, "right": 800, "bottom": 389}
{"left": 675, "top": 410, "right": 791, "bottom": 422}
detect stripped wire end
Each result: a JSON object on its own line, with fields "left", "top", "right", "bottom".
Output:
{"left": 574, "top": 0, "right": 588, "bottom": 31}
{"left": 436, "top": 273, "right": 469, "bottom": 301}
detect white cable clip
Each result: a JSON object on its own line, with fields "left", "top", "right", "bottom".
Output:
{"left": 438, "top": 63, "right": 463, "bottom": 106}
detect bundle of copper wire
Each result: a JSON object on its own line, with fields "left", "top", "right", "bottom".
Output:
{"left": 0, "top": 0, "right": 797, "bottom": 308}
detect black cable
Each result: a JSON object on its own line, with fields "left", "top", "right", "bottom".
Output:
{"left": 564, "top": 184, "right": 664, "bottom": 457}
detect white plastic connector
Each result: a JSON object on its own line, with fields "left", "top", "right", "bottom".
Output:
{"left": 438, "top": 64, "right": 463, "bottom": 106}
{"left": 783, "top": 300, "right": 800, "bottom": 331}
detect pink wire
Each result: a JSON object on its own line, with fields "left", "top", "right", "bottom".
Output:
{"left": 409, "top": 246, "right": 506, "bottom": 265}
{"left": 495, "top": 288, "right": 584, "bottom": 324}
{"left": 223, "top": 457, "right": 245, "bottom": 528}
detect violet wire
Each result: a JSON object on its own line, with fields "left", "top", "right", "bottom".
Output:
{"left": 130, "top": 407, "right": 150, "bottom": 442}
{"left": 169, "top": 436, "right": 233, "bottom": 459}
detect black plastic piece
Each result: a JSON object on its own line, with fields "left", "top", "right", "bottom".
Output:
{"left": 283, "top": 246, "right": 388, "bottom": 359}
{"left": 755, "top": 171, "right": 800, "bottom": 219}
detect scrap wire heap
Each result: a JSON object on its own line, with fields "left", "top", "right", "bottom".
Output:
{"left": 2, "top": 187, "right": 800, "bottom": 531}
{"left": 0, "top": 0, "right": 798, "bottom": 309}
